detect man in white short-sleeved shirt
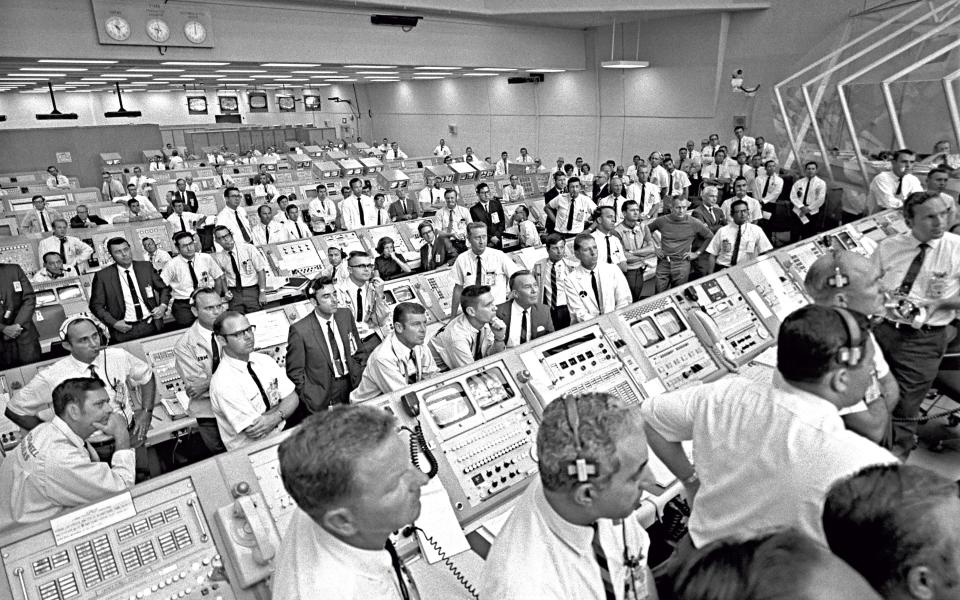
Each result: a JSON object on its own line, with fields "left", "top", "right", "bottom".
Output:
{"left": 563, "top": 233, "right": 632, "bottom": 323}
{"left": 867, "top": 149, "right": 923, "bottom": 215}
{"left": 450, "top": 222, "right": 518, "bottom": 317}
{"left": 546, "top": 178, "right": 597, "bottom": 235}
{"left": 706, "top": 198, "right": 772, "bottom": 270}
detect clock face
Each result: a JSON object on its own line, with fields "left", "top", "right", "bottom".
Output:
{"left": 184, "top": 20, "right": 207, "bottom": 44}
{"left": 105, "top": 16, "right": 131, "bottom": 41}
{"left": 146, "top": 18, "right": 171, "bottom": 43}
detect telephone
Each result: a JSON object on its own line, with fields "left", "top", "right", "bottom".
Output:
{"left": 214, "top": 490, "right": 282, "bottom": 589}
{"left": 160, "top": 391, "right": 190, "bottom": 420}
{"left": 687, "top": 309, "right": 738, "bottom": 372}
{"left": 399, "top": 392, "right": 438, "bottom": 479}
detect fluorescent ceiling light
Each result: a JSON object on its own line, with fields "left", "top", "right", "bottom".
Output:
{"left": 9, "top": 73, "right": 63, "bottom": 77}
{"left": 368, "top": 78, "right": 399, "bottom": 82}
{"left": 261, "top": 63, "right": 320, "bottom": 67}
{"left": 38, "top": 59, "right": 117, "bottom": 64}
{"left": 216, "top": 69, "right": 266, "bottom": 73}
{"left": 171, "top": 77, "right": 195, "bottom": 80}
{"left": 98, "top": 76, "right": 129, "bottom": 80}
{"left": 413, "top": 72, "right": 451, "bottom": 76}
{"left": 415, "top": 66, "right": 462, "bottom": 70}
{"left": 323, "top": 76, "right": 350, "bottom": 79}
{"left": 475, "top": 68, "right": 517, "bottom": 71}
{"left": 21, "top": 67, "right": 87, "bottom": 72}
{"left": 291, "top": 71, "right": 338, "bottom": 74}
{"left": 463, "top": 73, "right": 498, "bottom": 77}
{"left": 185, "top": 74, "right": 224, "bottom": 78}
{"left": 118, "top": 74, "right": 153, "bottom": 78}
{"left": 413, "top": 76, "right": 443, "bottom": 80}
{"left": 308, "top": 83, "right": 331, "bottom": 87}
{"left": 217, "top": 78, "right": 254, "bottom": 81}
{"left": 252, "top": 75, "right": 288, "bottom": 79}
{"left": 343, "top": 65, "right": 396, "bottom": 69}
{"left": 600, "top": 60, "right": 649, "bottom": 69}
{"left": 284, "top": 78, "right": 310, "bottom": 81}
{"left": 161, "top": 61, "right": 230, "bottom": 66}
{"left": 127, "top": 68, "right": 184, "bottom": 73}
{"left": 356, "top": 71, "right": 399, "bottom": 75}
{"left": 338, "top": 78, "right": 357, "bottom": 82}
{"left": 529, "top": 69, "right": 565, "bottom": 73}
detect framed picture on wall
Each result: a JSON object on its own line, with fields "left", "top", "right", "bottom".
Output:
{"left": 219, "top": 95, "right": 239, "bottom": 114}
{"left": 303, "top": 95, "right": 321, "bottom": 111}
{"left": 187, "top": 95, "right": 208, "bottom": 115}
{"left": 248, "top": 91, "right": 268, "bottom": 113}
{"left": 277, "top": 95, "right": 296, "bottom": 112}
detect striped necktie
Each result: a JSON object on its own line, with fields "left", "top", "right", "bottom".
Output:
{"left": 591, "top": 523, "right": 617, "bottom": 600}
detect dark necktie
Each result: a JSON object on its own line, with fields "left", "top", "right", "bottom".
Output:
{"left": 105, "top": 184, "right": 113, "bottom": 201}
{"left": 327, "top": 321, "right": 344, "bottom": 377}
{"left": 246, "top": 362, "right": 270, "bottom": 411}
{"left": 549, "top": 262, "right": 558, "bottom": 308}
{"left": 715, "top": 165, "right": 720, "bottom": 178}
{"left": 377, "top": 210, "right": 382, "bottom": 226}
{"left": 668, "top": 172, "right": 674, "bottom": 195}
{"left": 385, "top": 539, "right": 412, "bottom": 600}
{"left": 475, "top": 255, "right": 483, "bottom": 286}
{"left": 473, "top": 329, "right": 484, "bottom": 360}
{"left": 125, "top": 268, "right": 145, "bottom": 321}
{"left": 88, "top": 364, "right": 102, "bottom": 383}
{"left": 407, "top": 348, "right": 419, "bottom": 384}
{"left": 590, "top": 270, "right": 601, "bottom": 312}
{"left": 179, "top": 215, "right": 187, "bottom": 232}
{"left": 730, "top": 225, "right": 743, "bottom": 266}
{"left": 520, "top": 309, "right": 528, "bottom": 344}
{"left": 295, "top": 223, "right": 304, "bottom": 238}
{"left": 355, "top": 288, "right": 364, "bottom": 322}
{"left": 399, "top": 201, "right": 406, "bottom": 215}
{"left": 803, "top": 178, "right": 811, "bottom": 204}
{"left": 898, "top": 243, "right": 929, "bottom": 295}
{"left": 187, "top": 259, "right": 199, "bottom": 289}
{"left": 605, "top": 236, "right": 613, "bottom": 264}
{"left": 762, "top": 176, "right": 770, "bottom": 197}
{"left": 40, "top": 211, "right": 49, "bottom": 232}
{"left": 210, "top": 334, "right": 220, "bottom": 373}
{"left": 265, "top": 225, "right": 270, "bottom": 244}
{"left": 737, "top": 139, "right": 742, "bottom": 155}
{"left": 229, "top": 251, "right": 242, "bottom": 288}
{"left": 234, "top": 210, "right": 252, "bottom": 243}
{"left": 895, "top": 176, "right": 903, "bottom": 196}
{"left": 639, "top": 185, "right": 646, "bottom": 212}
{"left": 566, "top": 196, "right": 575, "bottom": 231}
{"left": 739, "top": 165, "right": 743, "bottom": 177}
{"left": 591, "top": 524, "right": 617, "bottom": 600}
{"left": 58, "top": 238, "right": 66, "bottom": 262}
{"left": 357, "top": 197, "right": 365, "bottom": 226}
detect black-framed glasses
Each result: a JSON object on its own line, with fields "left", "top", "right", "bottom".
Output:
{"left": 223, "top": 325, "right": 256, "bottom": 339}
{"left": 350, "top": 263, "right": 375, "bottom": 269}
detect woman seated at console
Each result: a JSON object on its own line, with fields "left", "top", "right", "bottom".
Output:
{"left": 374, "top": 236, "right": 412, "bottom": 281}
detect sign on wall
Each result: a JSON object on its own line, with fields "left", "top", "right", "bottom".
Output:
{"left": 55, "top": 152, "right": 72, "bottom": 164}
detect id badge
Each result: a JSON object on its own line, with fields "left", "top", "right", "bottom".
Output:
{"left": 267, "top": 378, "right": 280, "bottom": 404}
{"left": 926, "top": 274, "right": 947, "bottom": 299}
{"left": 721, "top": 240, "right": 732, "bottom": 253}
{"left": 864, "top": 376, "right": 882, "bottom": 405}
{"left": 491, "top": 213, "right": 500, "bottom": 225}
{"left": 144, "top": 287, "right": 155, "bottom": 299}
{"left": 484, "top": 271, "right": 497, "bottom": 286}
{"left": 12, "top": 281, "right": 21, "bottom": 293}
{"left": 243, "top": 260, "right": 254, "bottom": 275}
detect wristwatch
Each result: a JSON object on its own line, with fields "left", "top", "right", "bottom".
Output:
{"left": 276, "top": 408, "right": 286, "bottom": 421}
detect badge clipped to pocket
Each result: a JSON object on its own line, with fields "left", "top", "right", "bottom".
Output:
{"left": 926, "top": 273, "right": 948, "bottom": 299}
{"left": 491, "top": 213, "right": 500, "bottom": 225}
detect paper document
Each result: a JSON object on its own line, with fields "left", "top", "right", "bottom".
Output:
{"left": 414, "top": 478, "right": 471, "bottom": 563}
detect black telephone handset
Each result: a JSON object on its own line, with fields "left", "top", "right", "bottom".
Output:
{"left": 399, "top": 392, "right": 437, "bottom": 478}
{"left": 400, "top": 391, "right": 421, "bottom": 418}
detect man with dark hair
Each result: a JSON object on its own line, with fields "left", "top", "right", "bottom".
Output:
{"left": 564, "top": 232, "right": 632, "bottom": 323}
{"left": 212, "top": 225, "right": 268, "bottom": 314}
{"left": 32, "top": 252, "right": 76, "bottom": 282}
{"left": 450, "top": 221, "right": 519, "bottom": 316}
{"left": 429, "top": 284, "right": 507, "bottom": 370}
{"left": 351, "top": 302, "right": 438, "bottom": 401}
{"left": 873, "top": 190, "right": 960, "bottom": 457}
{"left": 90, "top": 236, "right": 170, "bottom": 342}
{"left": 20, "top": 195, "right": 61, "bottom": 234}
{"left": 251, "top": 203, "right": 288, "bottom": 245}
{"left": 0, "top": 262, "right": 39, "bottom": 368}
{"left": 341, "top": 177, "right": 374, "bottom": 230}
{"left": 590, "top": 204, "right": 627, "bottom": 271}
{"left": 705, "top": 198, "right": 772, "bottom": 271}
{"left": 470, "top": 182, "right": 506, "bottom": 249}
{"left": 272, "top": 405, "right": 429, "bottom": 598}
{"left": 286, "top": 276, "right": 364, "bottom": 420}
{"left": 70, "top": 204, "right": 107, "bottom": 229}
{"left": 142, "top": 237, "right": 172, "bottom": 273}
{"left": 867, "top": 148, "right": 923, "bottom": 214}
{"left": 216, "top": 186, "right": 254, "bottom": 245}
{"left": 672, "top": 529, "right": 881, "bottom": 600}
{"left": 166, "top": 197, "right": 206, "bottom": 235}
{"left": 616, "top": 200, "right": 656, "bottom": 300}
{"left": 546, "top": 176, "right": 597, "bottom": 236}
{"left": 823, "top": 464, "right": 960, "bottom": 600}
{"left": 45, "top": 165, "right": 71, "bottom": 190}
{"left": 497, "top": 270, "right": 554, "bottom": 347}
{"left": 172, "top": 177, "right": 199, "bottom": 212}
{"left": 533, "top": 234, "right": 574, "bottom": 330}
{"left": 210, "top": 311, "right": 298, "bottom": 451}
{"left": 720, "top": 177, "right": 763, "bottom": 224}
{"left": 161, "top": 231, "right": 226, "bottom": 326}
{"left": 787, "top": 162, "right": 827, "bottom": 240}
{"left": 648, "top": 199, "right": 713, "bottom": 292}
{"left": 335, "top": 250, "right": 390, "bottom": 338}
{"left": 418, "top": 220, "right": 456, "bottom": 272}
{"left": 481, "top": 392, "right": 659, "bottom": 599}
{"left": 641, "top": 305, "right": 897, "bottom": 553}
{"left": 308, "top": 184, "right": 339, "bottom": 233}
{"left": 37, "top": 218, "right": 92, "bottom": 275}
{"left": 0, "top": 378, "right": 136, "bottom": 531}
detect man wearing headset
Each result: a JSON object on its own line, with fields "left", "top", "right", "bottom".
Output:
{"left": 4, "top": 315, "right": 157, "bottom": 456}
{"left": 481, "top": 392, "right": 660, "bottom": 599}
{"left": 0, "top": 378, "right": 136, "bottom": 532}
{"left": 641, "top": 306, "right": 897, "bottom": 561}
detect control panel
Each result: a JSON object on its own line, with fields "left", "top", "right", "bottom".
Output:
{"left": 782, "top": 240, "right": 825, "bottom": 282}
{"left": 322, "top": 231, "right": 368, "bottom": 256}
{"left": 0, "top": 372, "right": 22, "bottom": 451}
{"left": 1, "top": 479, "right": 237, "bottom": 600}
{"left": 619, "top": 296, "right": 721, "bottom": 390}
{"left": 381, "top": 278, "right": 443, "bottom": 325}
{"left": 680, "top": 274, "right": 773, "bottom": 363}
{"left": 247, "top": 301, "right": 314, "bottom": 368}
{"left": 262, "top": 239, "right": 324, "bottom": 280}
{"left": 418, "top": 269, "right": 456, "bottom": 316}
{"left": 741, "top": 256, "right": 810, "bottom": 323}
{"left": 140, "top": 332, "right": 188, "bottom": 401}
{"left": 0, "top": 242, "right": 39, "bottom": 277}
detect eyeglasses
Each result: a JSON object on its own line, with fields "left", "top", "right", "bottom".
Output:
{"left": 222, "top": 325, "right": 256, "bottom": 339}
{"left": 350, "top": 263, "right": 375, "bottom": 269}
{"left": 215, "top": 233, "right": 234, "bottom": 242}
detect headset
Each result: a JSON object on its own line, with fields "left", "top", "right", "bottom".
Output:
{"left": 563, "top": 394, "right": 598, "bottom": 482}
{"left": 826, "top": 249, "right": 850, "bottom": 289}
{"left": 58, "top": 314, "right": 110, "bottom": 346}
{"left": 831, "top": 306, "right": 864, "bottom": 368}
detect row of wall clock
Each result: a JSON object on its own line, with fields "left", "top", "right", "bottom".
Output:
{"left": 105, "top": 15, "right": 207, "bottom": 44}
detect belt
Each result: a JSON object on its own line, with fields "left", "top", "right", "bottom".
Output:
{"left": 173, "top": 298, "right": 191, "bottom": 304}
{"left": 660, "top": 255, "right": 689, "bottom": 263}
{"left": 232, "top": 284, "right": 258, "bottom": 290}
{"left": 883, "top": 318, "right": 946, "bottom": 332}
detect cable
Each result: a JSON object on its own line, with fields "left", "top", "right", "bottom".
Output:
{"left": 410, "top": 525, "right": 479, "bottom": 600}
{"left": 401, "top": 424, "right": 438, "bottom": 478}
{"left": 892, "top": 403, "right": 960, "bottom": 424}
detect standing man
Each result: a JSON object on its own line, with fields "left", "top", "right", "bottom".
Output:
{"left": 142, "top": 237, "right": 172, "bottom": 274}
{"left": 469, "top": 183, "right": 506, "bottom": 249}
{"left": 286, "top": 276, "right": 364, "bottom": 419}
{"left": 385, "top": 142, "right": 407, "bottom": 161}
{"left": 284, "top": 204, "right": 310, "bottom": 240}
{"left": 0, "top": 263, "right": 40, "bottom": 367}
{"left": 20, "top": 195, "right": 61, "bottom": 234}
{"left": 873, "top": 191, "right": 960, "bottom": 457}
{"left": 251, "top": 204, "right": 288, "bottom": 245}
{"left": 166, "top": 197, "right": 206, "bottom": 235}
{"left": 173, "top": 288, "right": 227, "bottom": 455}
{"left": 648, "top": 199, "right": 713, "bottom": 293}
{"left": 533, "top": 234, "right": 573, "bottom": 331}
{"left": 789, "top": 161, "right": 827, "bottom": 241}
{"left": 720, "top": 177, "right": 763, "bottom": 223}
{"left": 351, "top": 303, "right": 439, "bottom": 401}
{"left": 449, "top": 222, "right": 519, "bottom": 316}
{"left": 254, "top": 175, "right": 279, "bottom": 202}
{"left": 564, "top": 233, "right": 632, "bottom": 323}
{"left": 45, "top": 166, "right": 71, "bottom": 190}
{"left": 212, "top": 164, "right": 235, "bottom": 188}
{"left": 335, "top": 251, "right": 391, "bottom": 338}
{"left": 127, "top": 167, "right": 154, "bottom": 197}
{"left": 216, "top": 187, "right": 255, "bottom": 246}
{"left": 388, "top": 187, "right": 421, "bottom": 222}
{"left": 729, "top": 125, "right": 756, "bottom": 158}
{"left": 37, "top": 219, "right": 93, "bottom": 274}
{"left": 481, "top": 392, "right": 659, "bottom": 600}
{"left": 598, "top": 176, "right": 629, "bottom": 218}
{"left": 418, "top": 175, "right": 446, "bottom": 209}
{"left": 172, "top": 178, "right": 199, "bottom": 213}
{"left": 212, "top": 225, "right": 269, "bottom": 314}
{"left": 429, "top": 284, "right": 507, "bottom": 370}
{"left": 433, "top": 138, "right": 452, "bottom": 157}
{"left": 496, "top": 271, "right": 554, "bottom": 348}
{"left": 161, "top": 231, "right": 226, "bottom": 326}
{"left": 495, "top": 151, "right": 511, "bottom": 176}
{"left": 340, "top": 177, "right": 374, "bottom": 230}
{"left": 546, "top": 177, "right": 597, "bottom": 237}
{"left": 69, "top": 205, "right": 107, "bottom": 229}
{"left": 115, "top": 183, "right": 160, "bottom": 215}
{"left": 515, "top": 147, "right": 534, "bottom": 164}
{"left": 626, "top": 166, "right": 661, "bottom": 221}
{"left": 433, "top": 189, "right": 472, "bottom": 253}
{"left": 705, "top": 199, "right": 773, "bottom": 272}
{"left": 590, "top": 205, "right": 627, "bottom": 271}
{"left": 691, "top": 186, "right": 726, "bottom": 234}
{"left": 867, "top": 149, "right": 923, "bottom": 215}
{"left": 754, "top": 160, "right": 784, "bottom": 218}
{"left": 617, "top": 200, "right": 656, "bottom": 301}
{"left": 418, "top": 221, "right": 457, "bottom": 272}
{"left": 100, "top": 171, "right": 125, "bottom": 201}
{"left": 308, "top": 185, "right": 339, "bottom": 234}
{"left": 89, "top": 237, "right": 170, "bottom": 342}
{"left": 661, "top": 157, "right": 691, "bottom": 212}
{"left": 209, "top": 311, "right": 299, "bottom": 451}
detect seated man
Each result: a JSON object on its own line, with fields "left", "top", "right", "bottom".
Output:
{"left": 142, "top": 237, "right": 172, "bottom": 273}
{"left": 350, "top": 303, "right": 439, "bottom": 402}
{"left": 418, "top": 221, "right": 457, "bottom": 272}
{"left": 45, "top": 165, "right": 71, "bottom": 190}
{"left": 37, "top": 218, "right": 92, "bottom": 273}
{"left": 497, "top": 270, "right": 554, "bottom": 347}
{"left": 429, "top": 284, "right": 507, "bottom": 370}
{"left": 481, "top": 392, "right": 659, "bottom": 599}
{"left": 251, "top": 204, "right": 289, "bottom": 245}
{"left": 823, "top": 464, "right": 960, "bottom": 600}
{"left": 672, "top": 529, "right": 881, "bottom": 600}
{"left": 563, "top": 232, "right": 632, "bottom": 323}
{"left": 272, "top": 405, "right": 430, "bottom": 599}
{"left": 0, "top": 378, "right": 136, "bottom": 531}
{"left": 69, "top": 204, "right": 107, "bottom": 229}
{"left": 32, "top": 251, "right": 78, "bottom": 282}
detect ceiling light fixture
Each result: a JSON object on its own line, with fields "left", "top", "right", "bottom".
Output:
{"left": 216, "top": 69, "right": 267, "bottom": 73}
{"left": 38, "top": 59, "right": 118, "bottom": 64}
{"left": 529, "top": 69, "right": 565, "bottom": 73}
{"left": 104, "top": 81, "right": 142, "bottom": 118}
{"left": 413, "top": 76, "right": 443, "bottom": 80}
{"left": 291, "top": 71, "right": 338, "bottom": 75}
{"left": 414, "top": 66, "right": 462, "bottom": 70}
{"left": 475, "top": 68, "right": 517, "bottom": 72}
{"left": 9, "top": 73, "right": 65, "bottom": 77}
{"left": 343, "top": 65, "right": 396, "bottom": 69}
{"left": 161, "top": 61, "right": 230, "bottom": 66}
{"left": 601, "top": 21, "right": 650, "bottom": 69}
{"left": 127, "top": 68, "right": 184, "bottom": 73}
{"left": 35, "top": 82, "right": 78, "bottom": 120}
{"left": 260, "top": 63, "right": 320, "bottom": 67}
{"left": 463, "top": 73, "right": 498, "bottom": 77}
{"left": 21, "top": 67, "right": 87, "bottom": 72}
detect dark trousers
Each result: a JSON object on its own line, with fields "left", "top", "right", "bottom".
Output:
{"left": 873, "top": 321, "right": 954, "bottom": 457}
{"left": 625, "top": 268, "right": 646, "bottom": 301}
{"left": 841, "top": 211, "right": 864, "bottom": 225}
{"left": 112, "top": 319, "right": 162, "bottom": 343}
{"left": 0, "top": 322, "right": 40, "bottom": 368}
{"left": 171, "top": 299, "right": 196, "bottom": 327}
{"left": 228, "top": 285, "right": 262, "bottom": 314}
{"left": 284, "top": 376, "right": 351, "bottom": 429}
{"left": 789, "top": 213, "right": 820, "bottom": 243}
{"left": 549, "top": 305, "right": 571, "bottom": 331}
{"left": 194, "top": 417, "right": 226, "bottom": 455}
{"left": 656, "top": 258, "right": 692, "bottom": 293}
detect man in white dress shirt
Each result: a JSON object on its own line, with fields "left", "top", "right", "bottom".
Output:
{"left": 867, "top": 149, "right": 923, "bottom": 215}
{"left": 449, "top": 222, "right": 519, "bottom": 316}
{"left": 705, "top": 199, "right": 773, "bottom": 271}
{"left": 166, "top": 197, "right": 206, "bottom": 235}
{"left": 642, "top": 305, "right": 897, "bottom": 553}
{"left": 546, "top": 177, "right": 597, "bottom": 236}
{"left": 433, "top": 138, "right": 452, "bottom": 157}
{"left": 789, "top": 161, "right": 828, "bottom": 241}
{"left": 350, "top": 303, "right": 438, "bottom": 402}
{"left": 515, "top": 147, "right": 535, "bottom": 164}
{"left": 729, "top": 125, "right": 756, "bottom": 159}
{"left": 251, "top": 204, "right": 288, "bottom": 245}
{"left": 626, "top": 167, "right": 661, "bottom": 220}
{"left": 161, "top": 231, "right": 226, "bottom": 326}
{"left": 481, "top": 392, "right": 659, "bottom": 600}
{"left": 213, "top": 225, "right": 268, "bottom": 314}
{"left": 433, "top": 189, "right": 473, "bottom": 251}
{"left": 341, "top": 177, "right": 375, "bottom": 230}
{"left": 336, "top": 251, "right": 391, "bottom": 338}
{"left": 564, "top": 233, "right": 631, "bottom": 323}
{"left": 272, "top": 405, "right": 429, "bottom": 600}
{"left": 661, "top": 157, "right": 691, "bottom": 211}
{"left": 116, "top": 183, "right": 160, "bottom": 216}
{"left": 753, "top": 160, "right": 784, "bottom": 215}
{"left": 284, "top": 204, "right": 310, "bottom": 240}
{"left": 754, "top": 135, "right": 776, "bottom": 162}
{"left": 533, "top": 234, "right": 574, "bottom": 330}
{"left": 309, "top": 185, "right": 339, "bottom": 233}
{"left": 0, "top": 378, "right": 136, "bottom": 532}
{"left": 212, "top": 164, "right": 236, "bottom": 188}
{"left": 720, "top": 177, "right": 763, "bottom": 224}
{"left": 418, "top": 176, "right": 446, "bottom": 209}
{"left": 385, "top": 142, "right": 407, "bottom": 161}
{"left": 216, "top": 187, "right": 256, "bottom": 246}
{"left": 590, "top": 206, "right": 627, "bottom": 271}
{"left": 32, "top": 252, "right": 77, "bottom": 282}
{"left": 429, "top": 284, "right": 507, "bottom": 370}
{"left": 495, "top": 151, "right": 511, "bottom": 176}
{"left": 45, "top": 166, "right": 71, "bottom": 190}
{"left": 142, "top": 238, "right": 172, "bottom": 273}
{"left": 209, "top": 311, "right": 298, "bottom": 451}
{"left": 37, "top": 219, "right": 92, "bottom": 273}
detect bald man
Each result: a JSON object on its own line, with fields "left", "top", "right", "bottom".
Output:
{"left": 803, "top": 250, "right": 900, "bottom": 445}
